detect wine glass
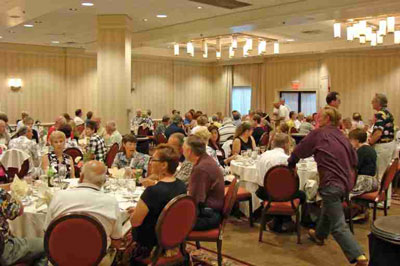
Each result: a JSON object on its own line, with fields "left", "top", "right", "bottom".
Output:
{"left": 126, "top": 179, "right": 136, "bottom": 203}
{"left": 58, "top": 164, "right": 67, "bottom": 189}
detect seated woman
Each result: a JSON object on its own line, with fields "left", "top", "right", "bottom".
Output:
{"left": 299, "top": 115, "right": 314, "bottom": 135}
{"left": 42, "top": 131, "right": 75, "bottom": 178}
{"left": 112, "top": 134, "right": 150, "bottom": 173}
{"left": 129, "top": 144, "right": 187, "bottom": 262}
{"left": 252, "top": 114, "right": 266, "bottom": 145}
{"left": 349, "top": 128, "right": 379, "bottom": 198}
{"left": 286, "top": 111, "right": 298, "bottom": 132}
{"left": 208, "top": 125, "right": 236, "bottom": 166}
{"left": 231, "top": 122, "right": 256, "bottom": 155}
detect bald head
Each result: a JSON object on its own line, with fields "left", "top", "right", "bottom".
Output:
{"left": 81, "top": 160, "right": 107, "bottom": 187}
{"left": 55, "top": 116, "right": 66, "bottom": 129}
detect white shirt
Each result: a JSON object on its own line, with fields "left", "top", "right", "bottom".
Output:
{"left": 44, "top": 183, "right": 123, "bottom": 246}
{"left": 73, "top": 116, "right": 84, "bottom": 126}
{"left": 279, "top": 105, "right": 290, "bottom": 121}
{"left": 256, "top": 148, "right": 289, "bottom": 186}
{"left": 191, "top": 126, "right": 208, "bottom": 135}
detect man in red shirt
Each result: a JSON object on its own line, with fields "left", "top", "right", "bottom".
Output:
{"left": 183, "top": 135, "right": 225, "bottom": 231}
{"left": 46, "top": 116, "right": 67, "bottom": 144}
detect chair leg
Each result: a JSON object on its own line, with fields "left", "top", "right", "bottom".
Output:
{"left": 384, "top": 200, "right": 388, "bottom": 216}
{"left": 195, "top": 241, "right": 201, "bottom": 249}
{"left": 296, "top": 209, "right": 301, "bottom": 244}
{"left": 258, "top": 208, "right": 267, "bottom": 242}
{"left": 348, "top": 205, "right": 354, "bottom": 234}
{"left": 217, "top": 239, "right": 222, "bottom": 266}
{"left": 248, "top": 197, "right": 253, "bottom": 227}
{"left": 373, "top": 202, "right": 377, "bottom": 221}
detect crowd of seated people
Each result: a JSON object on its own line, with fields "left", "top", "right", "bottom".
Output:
{"left": 0, "top": 91, "right": 397, "bottom": 266}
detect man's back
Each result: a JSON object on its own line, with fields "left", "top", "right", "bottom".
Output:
{"left": 189, "top": 154, "right": 224, "bottom": 211}
{"left": 256, "top": 148, "right": 289, "bottom": 186}
{"left": 219, "top": 123, "right": 236, "bottom": 144}
{"left": 45, "top": 184, "right": 122, "bottom": 245}
{"left": 165, "top": 124, "right": 185, "bottom": 139}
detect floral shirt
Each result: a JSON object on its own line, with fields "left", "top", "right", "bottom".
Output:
{"left": 0, "top": 188, "right": 22, "bottom": 242}
{"left": 373, "top": 108, "right": 394, "bottom": 143}
{"left": 112, "top": 152, "right": 150, "bottom": 171}
{"left": 175, "top": 160, "right": 193, "bottom": 185}
{"left": 8, "top": 136, "right": 40, "bottom": 166}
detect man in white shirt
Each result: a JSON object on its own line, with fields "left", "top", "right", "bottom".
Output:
{"left": 255, "top": 133, "right": 305, "bottom": 232}
{"left": 104, "top": 121, "right": 122, "bottom": 148}
{"left": 278, "top": 98, "right": 290, "bottom": 122}
{"left": 44, "top": 161, "right": 123, "bottom": 247}
{"left": 218, "top": 117, "right": 236, "bottom": 145}
{"left": 9, "top": 126, "right": 40, "bottom": 166}
{"left": 73, "top": 109, "right": 84, "bottom": 126}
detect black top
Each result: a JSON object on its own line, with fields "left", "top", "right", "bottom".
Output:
{"left": 165, "top": 124, "right": 186, "bottom": 140}
{"left": 236, "top": 137, "right": 253, "bottom": 152}
{"left": 252, "top": 127, "right": 265, "bottom": 145}
{"left": 32, "top": 129, "right": 39, "bottom": 144}
{"left": 134, "top": 179, "right": 187, "bottom": 248}
{"left": 357, "top": 145, "right": 377, "bottom": 176}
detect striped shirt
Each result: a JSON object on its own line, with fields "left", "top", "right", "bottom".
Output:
{"left": 219, "top": 122, "right": 236, "bottom": 144}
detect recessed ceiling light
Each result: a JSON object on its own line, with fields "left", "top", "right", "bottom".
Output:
{"left": 34, "top": 20, "right": 42, "bottom": 24}
{"left": 286, "top": 39, "right": 295, "bottom": 42}
{"left": 8, "top": 30, "right": 15, "bottom": 34}
{"left": 0, "top": 36, "right": 2, "bottom": 39}
{"left": 81, "top": 2, "right": 94, "bottom": 7}
{"left": 156, "top": 14, "right": 167, "bottom": 18}
{"left": 69, "top": 8, "right": 78, "bottom": 11}
{"left": 24, "top": 24, "right": 34, "bottom": 28}
{"left": 197, "top": 6, "right": 203, "bottom": 9}
{"left": 143, "top": 18, "right": 148, "bottom": 22}
{"left": 10, "top": 15, "right": 20, "bottom": 19}
{"left": 51, "top": 41, "right": 60, "bottom": 44}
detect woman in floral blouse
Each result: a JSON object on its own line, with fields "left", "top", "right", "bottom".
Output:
{"left": 112, "top": 134, "right": 150, "bottom": 173}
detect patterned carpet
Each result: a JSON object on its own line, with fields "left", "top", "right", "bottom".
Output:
{"left": 187, "top": 243, "right": 254, "bottom": 266}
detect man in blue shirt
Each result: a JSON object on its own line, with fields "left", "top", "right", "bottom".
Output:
{"left": 165, "top": 114, "right": 186, "bottom": 140}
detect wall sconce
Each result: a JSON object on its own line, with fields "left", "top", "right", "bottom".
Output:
{"left": 8, "top": 78, "right": 22, "bottom": 91}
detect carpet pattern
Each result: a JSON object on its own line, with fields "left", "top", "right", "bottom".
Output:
{"left": 187, "top": 244, "right": 254, "bottom": 266}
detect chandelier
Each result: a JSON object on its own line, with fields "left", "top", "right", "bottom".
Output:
{"left": 173, "top": 34, "right": 279, "bottom": 59}
{"left": 333, "top": 16, "right": 400, "bottom": 46}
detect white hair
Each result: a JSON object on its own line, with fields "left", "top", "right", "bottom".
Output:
{"left": 106, "top": 121, "right": 117, "bottom": 130}
{"left": 82, "top": 162, "right": 107, "bottom": 187}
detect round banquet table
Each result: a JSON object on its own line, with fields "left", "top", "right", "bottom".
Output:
{"left": 229, "top": 157, "right": 319, "bottom": 217}
{"left": 9, "top": 178, "right": 143, "bottom": 238}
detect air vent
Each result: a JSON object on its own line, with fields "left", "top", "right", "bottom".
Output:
{"left": 301, "top": 30, "right": 322, "bottom": 35}
{"left": 189, "top": 0, "right": 251, "bottom": 9}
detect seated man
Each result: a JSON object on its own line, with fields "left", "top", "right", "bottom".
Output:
{"left": 85, "top": 120, "right": 107, "bottom": 162}
{"left": 256, "top": 133, "right": 305, "bottom": 232}
{"left": 165, "top": 115, "right": 186, "bottom": 140}
{"left": 9, "top": 126, "right": 40, "bottom": 166}
{"left": 184, "top": 135, "right": 225, "bottom": 230}
{"left": 44, "top": 160, "right": 122, "bottom": 247}
{"left": 104, "top": 121, "right": 122, "bottom": 149}
{"left": 0, "top": 188, "right": 47, "bottom": 265}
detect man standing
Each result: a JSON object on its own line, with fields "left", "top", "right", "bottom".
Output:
{"left": 0, "top": 187, "right": 47, "bottom": 265}
{"left": 184, "top": 135, "right": 224, "bottom": 230}
{"left": 278, "top": 98, "right": 290, "bottom": 122}
{"left": 315, "top": 91, "right": 341, "bottom": 129}
{"left": 369, "top": 93, "right": 395, "bottom": 181}
{"left": 73, "top": 109, "right": 84, "bottom": 126}
{"left": 288, "top": 106, "right": 368, "bottom": 266}
{"left": 131, "top": 109, "right": 143, "bottom": 129}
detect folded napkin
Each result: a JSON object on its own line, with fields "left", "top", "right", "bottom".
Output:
{"left": 109, "top": 167, "right": 125, "bottom": 179}
{"left": 0, "top": 149, "right": 31, "bottom": 171}
{"left": 35, "top": 183, "right": 53, "bottom": 209}
{"left": 10, "top": 175, "right": 29, "bottom": 199}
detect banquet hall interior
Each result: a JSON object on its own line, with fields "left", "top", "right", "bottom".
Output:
{"left": 1, "top": 0, "right": 400, "bottom": 265}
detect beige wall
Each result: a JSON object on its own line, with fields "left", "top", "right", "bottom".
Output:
{"left": 1, "top": 42, "right": 400, "bottom": 127}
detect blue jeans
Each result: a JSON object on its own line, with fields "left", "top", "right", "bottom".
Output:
{"left": 0, "top": 237, "right": 47, "bottom": 266}
{"left": 316, "top": 186, "right": 364, "bottom": 263}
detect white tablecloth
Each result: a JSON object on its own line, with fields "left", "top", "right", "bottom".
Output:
{"left": 229, "top": 157, "right": 319, "bottom": 216}
{"left": 9, "top": 178, "right": 143, "bottom": 238}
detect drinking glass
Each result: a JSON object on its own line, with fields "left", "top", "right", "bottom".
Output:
{"left": 126, "top": 179, "right": 136, "bottom": 203}
{"left": 58, "top": 164, "right": 67, "bottom": 189}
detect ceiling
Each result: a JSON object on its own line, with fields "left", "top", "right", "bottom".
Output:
{"left": 1, "top": 0, "right": 400, "bottom": 59}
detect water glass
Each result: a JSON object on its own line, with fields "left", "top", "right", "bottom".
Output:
{"left": 126, "top": 179, "right": 136, "bottom": 202}
{"left": 58, "top": 164, "right": 67, "bottom": 189}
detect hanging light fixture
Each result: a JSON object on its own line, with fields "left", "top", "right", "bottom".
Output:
{"left": 334, "top": 23, "right": 341, "bottom": 38}
{"left": 353, "top": 23, "right": 360, "bottom": 39}
{"left": 258, "top": 40, "right": 266, "bottom": 55}
{"left": 245, "top": 38, "right": 253, "bottom": 51}
{"left": 377, "top": 34, "right": 383, "bottom": 44}
{"left": 274, "top": 42, "right": 280, "bottom": 54}
{"left": 232, "top": 36, "right": 238, "bottom": 50}
{"left": 174, "top": 43, "right": 179, "bottom": 56}
{"left": 202, "top": 40, "right": 208, "bottom": 58}
{"left": 365, "top": 27, "right": 373, "bottom": 42}
{"left": 378, "top": 20, "right": 387, "bottom": 36}
{"left": 395, "top": 31, "right": 400, "bottom": 44}
{"left": 371, "top": 33, "right": 377, "bottom": 46}
{"left": 387, "top": 17, "right": 395, "bottom": 33}
{"left": 243, "top": 44, "right": 249, "bottom": 57}
{"left": 359, "top": 20, "right": 367, "bottom": 36}
{"left": 347, "top": 26, "right": 354, "bottom": 41}
{"left": 187, "top": 41, "right": 193, "bottom": 55}
{"left": 360, "top": 35, "right": 366, "bottom": 44}
{"left": 216, "top": 51, "right": 221, "bottom": 59}
{"left": 229, "top": 46, "right": 235, "bottom": 58}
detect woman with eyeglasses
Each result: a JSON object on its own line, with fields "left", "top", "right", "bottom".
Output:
{"left": 128, "top": 144, "right": 187, "bottom": 264}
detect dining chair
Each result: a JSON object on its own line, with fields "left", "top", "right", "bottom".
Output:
{"left": 187, "top": 177, "right": 238, "bottom": 266}
{"left": 155, "top": 133, "right": 167, "bottom": 145}
{"left": 225, "top": 184, "right": 253, "bottom": 227}
{"left": 105, "top": 143, "right": 119, "bottom": 169}
{"left": 352, "top": 158, "right": 399, "bottom": 221}
{"left": 132, "top": 195, "right": 197, "bottom": 266}
{"left": 64, "top": 147, "right": 84, "bottom": 177}
{"left": 259, "top": 165, "right": 302, "bottom": 244}
{"left": 44, "top": 212, "right": 107, "bottom": 266}
{"left": 290, "top": 127, "right": 298, "bottom": 134}
{"left": 1, "top": 159, "right": 29, "bottom": 183}
{"left": 258, "top": 132, "right": 269, "bottom": 147}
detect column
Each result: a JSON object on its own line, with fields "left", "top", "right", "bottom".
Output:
{"left": 97, "top": 15, "right": 132, "bottom": 133}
